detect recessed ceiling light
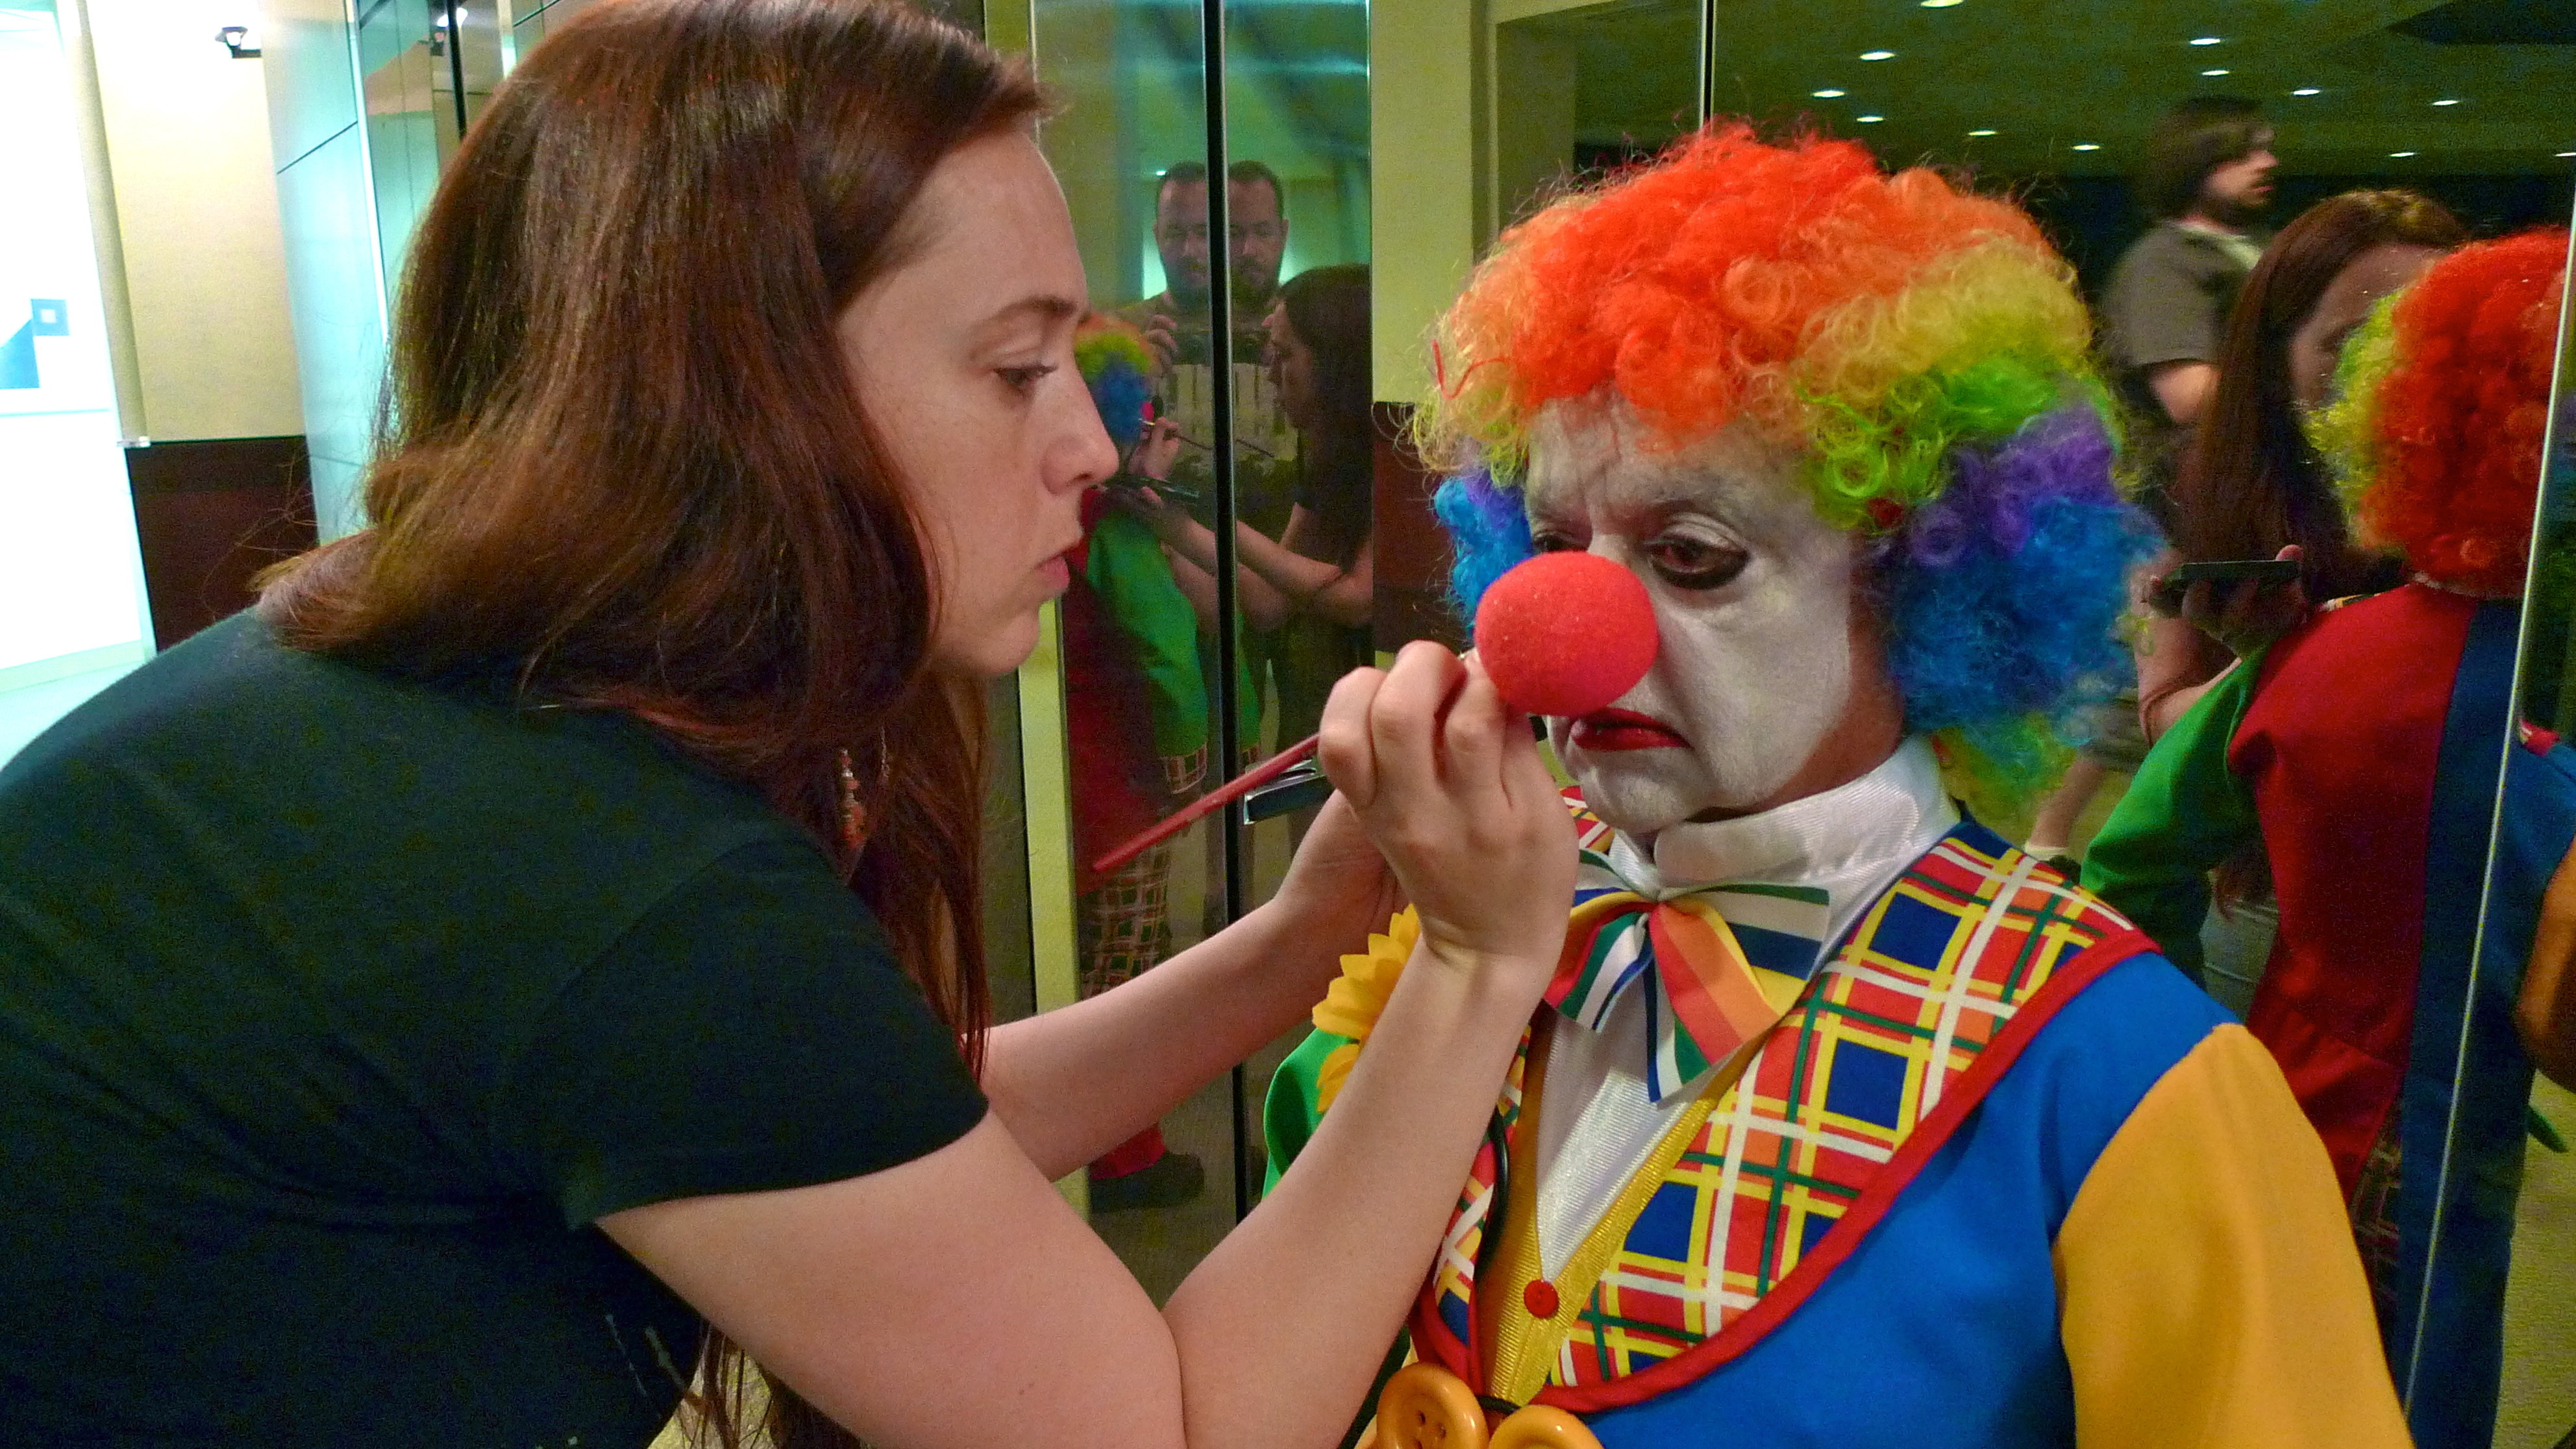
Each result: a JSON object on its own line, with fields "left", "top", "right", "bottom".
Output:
{"left": 2190, "top": 36, "right": 2223, "bottom": 46}
{"left": 2072, "top": 143, "right": 2102, "bottom": 152}
{"left": 2292, "top": 87, "right": 2322, "bottom": 96}
{"left": 1968, "top": 129, "right": 1998, "bottom": 137}
{"left": 2433, "top": 98, "right": 2460, "bottom": 106}
{"left": 2390, "top": 151, "right": 2417, "bottom": 158}
{"left": 2201, "top": 68, "right": 2230, "bottom": 76}
{"left": 1860, "top": 50, "right": 1897, "bottom": 61}
{"left": 1856, "top": 114, "right": 1886, "bottom": 123}
{"left": 1813, "top": 88, "right": 1847, "bottom": 98}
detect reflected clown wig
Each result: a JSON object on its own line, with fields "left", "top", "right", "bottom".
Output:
{"left": 2314, "top": 227, "right": 2570, "bottom": 597}
{"left": 1424, "top": 125, "right": 2157, "bottom": 811}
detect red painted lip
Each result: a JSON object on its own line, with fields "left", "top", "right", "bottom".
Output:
{"left": 1572, "top": 708, "right": 1687, "bottom": 753}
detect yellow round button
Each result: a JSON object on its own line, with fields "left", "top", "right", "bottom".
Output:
{"left": 1375, "top": 1361, "right": 1491, "bottom": 1449}
{"left": 1491, "top": 1405, "right": 1604, "bottom": 1449}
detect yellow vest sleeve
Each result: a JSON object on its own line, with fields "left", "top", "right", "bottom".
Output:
{"left": 2054, "top": 1024, "right": 2410, "bottom": 1449}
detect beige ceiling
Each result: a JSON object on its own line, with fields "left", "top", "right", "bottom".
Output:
{"left": 1522, "top": 0, "right": 2575, "bottom": 178}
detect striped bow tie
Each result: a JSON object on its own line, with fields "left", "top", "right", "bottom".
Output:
{"left": 1548, "top": 875, "right": 1832, "bottom": 1103}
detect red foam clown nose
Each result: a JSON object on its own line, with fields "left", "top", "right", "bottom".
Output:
{"left": 1472, "top": 552, "right": 1659, "bottom": 718}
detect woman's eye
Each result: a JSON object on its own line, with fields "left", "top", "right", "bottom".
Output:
{"left": 1648, "top": 536, "right": 1748, "bottom": 589}
{"left": 998, "top": 363, "right": 1058, "bottom": 394}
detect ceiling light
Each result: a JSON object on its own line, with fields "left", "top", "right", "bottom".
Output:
{"left": 2190, "top": 36, "right": 2222, "bottom": 46}
{"left": 2433, "top": 98, "right": 2460, "bottom": 106}
{"left": 1813, "top": 88, "right": 1847, "bottom": 98}
{"left": 1968, "top": 129, "right": 1997, "bottom": 137}
{"left": 1860, "top": 50, "right": 1897, "bottom": 61}
{"left": 2072, "top": 143, "right": 2102, "bottom": 151}
{"left": 1856, "top": 114, "right": 1885, "bottom": 123}
{"left": 2390, "top": 151, "right": 2417, "bottom": 158}
{"left": 2201, "top": 68, "right": 2230, "bottom": 76}
{"left": 2292, "top": 87, "right": 2322, "bottom": 96}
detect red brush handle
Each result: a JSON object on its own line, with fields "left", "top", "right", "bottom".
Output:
{"left": 1086, "top": 734, "right": 1320, "bottom": 878}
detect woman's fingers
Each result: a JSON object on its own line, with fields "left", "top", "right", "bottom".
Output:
{"left": 1319, "top": 665, "right": 1389, "bottom": 810}
{"left": 1368, "top": 641, "right": 1466, "bottom": 802}
{"left": 1439, "top": 655, "right": 1509, "bottom": 802}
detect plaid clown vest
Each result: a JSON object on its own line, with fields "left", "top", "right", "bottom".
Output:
{"left": 1406, "top": 808, "right": 2151, "bottom": 1412}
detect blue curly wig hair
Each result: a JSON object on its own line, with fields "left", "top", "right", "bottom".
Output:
{"left": 1422, "top": 127, "right": 2158, "bottom": 813}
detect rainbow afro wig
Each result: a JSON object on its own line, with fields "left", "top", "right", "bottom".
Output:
{"left": 1075, "top": 314, "right": 1156, "bottom": 451}
{"left": 2314, "top": 227, "right": 2569, "bottom": 596}
{"left": 1424, "top": 125, "right": 2156, "bottom": 811}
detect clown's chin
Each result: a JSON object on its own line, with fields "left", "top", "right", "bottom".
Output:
{"left": 1567, "top": 733, "right": 1819, "bottom": 837}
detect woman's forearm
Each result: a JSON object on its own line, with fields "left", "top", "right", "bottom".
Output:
{"left": 1232, "top": 522, "right": 1377, "bottom": 628}
{"left": 979, "top": 899, "right": 1345, "bottom": 1178}
{"left": 1163, "top": 941, "right": 1545, "bottom": 1449}
{"left": 1158, "top": 515, "right": 1293, "bottom": 628}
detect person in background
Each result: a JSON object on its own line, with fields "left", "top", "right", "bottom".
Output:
{"left": 0, "top": 6, "right": 1581, "bottom": 1448}
{"left": 2138, "top": 190, "right": 2463, "bottom": 740}
{"left": 1058, "top": 316, "right": 1248, "bottom": 1212}
{"left": 2104, "top": 95, "right": 2280, "bottom": 442}
{"left": 2025, "top": 96, "right": 2279, "bottom": 869}
{"left": 2125, "top": 190, "right": 2466, "bottom": 1013}
{"left": 1131, "top": 264, "right": 1376, "bottom": 752}
{"left": 2085, "top": 229, "right": 2574, "bottom": 1449}
{"left": 1120, "top": 158, "right": 1292, "bottom": 373}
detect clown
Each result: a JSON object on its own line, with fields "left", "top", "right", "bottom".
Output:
{"left": 1265, "top": 129, "right": 2408, "bottom": 1446}
{"left": 2086, "top": 228, "right": 2576, "bottom": 1449}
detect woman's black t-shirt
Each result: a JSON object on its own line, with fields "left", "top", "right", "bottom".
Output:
{"left": 0, "top": 613, "right": 986, "bottom": 1447}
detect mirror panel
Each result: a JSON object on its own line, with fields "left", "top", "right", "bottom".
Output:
{"left": 2471, "top": 197, "right": 2576, "bottom": 1449}
{"left": 1034, "top": 0, "right": 1230, "bottom": 1291}
{"left": 1219, "top": 0, "right": 1374, "bottom": 1214}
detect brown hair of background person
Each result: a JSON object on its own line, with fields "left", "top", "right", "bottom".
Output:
{"left": 1276, "top": 262, "right": 1374, "bottom": 565}
{"left": 253, "top": 10, "right": 1039, "bottom": 1444}
{"left": 2170, "top": 190, "right": 2470, "bottom": 599}
{"left": 2140, "top": 95, "right": 2274, "bottom": 221}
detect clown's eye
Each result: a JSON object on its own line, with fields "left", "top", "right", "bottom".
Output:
{"left": 1530, "top": 529, "right": 1585, "bottom": 554}
{"left": 1647, "top": 534, "right": 1748, "bottom": 589}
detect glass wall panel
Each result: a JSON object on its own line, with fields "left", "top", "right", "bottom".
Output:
{"left": 2470, "top": 195, "right": 2576, "bottom": 1449}
{"left": 1220, "top": 0, "right": 1373, "bottom": 1217}
{"left": 1032, "top": 0, "right": 1228, "bottom": 1291}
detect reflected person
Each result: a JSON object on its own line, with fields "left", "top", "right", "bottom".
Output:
{"left": 2087, "top": 229, "right": 2574, "bottom": 1449}
{"left": 1126, "top": 264, "right": 1375, "bottom": 754}
{"left": 2129, "top": 190, "right": 2466, "bottom": 1015}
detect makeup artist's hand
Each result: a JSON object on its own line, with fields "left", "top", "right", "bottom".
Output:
{"left": 1129, "top": 417, "right": 1183, "bottom": 483}
{"left": 1266, "top": 790, "right": 1407, "bottom": 963}
{"left": 1317, "top": 644, "right": 1574, "bottom": 991}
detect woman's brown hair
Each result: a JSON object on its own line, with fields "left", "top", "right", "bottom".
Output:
{"left": 2171, "top": 188, "right": 2469, "bottom": 599}
{"left": 1278, "top": 263, "right": 1373, "bottom": 565}
{"left": 254, "top": 1, "right": 1038, "bottom": 1442}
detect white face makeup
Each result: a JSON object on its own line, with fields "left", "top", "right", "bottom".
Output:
{"left": 1523, "top": 400, "right": 1890, "bottom": 839}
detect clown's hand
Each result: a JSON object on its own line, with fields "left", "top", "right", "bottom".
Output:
{"left": 1316, "top": 643, "right": 1575, "bottom": 997}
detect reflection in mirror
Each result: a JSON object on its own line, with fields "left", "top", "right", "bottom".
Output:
{"left": 1218, "top": 0, "right": 1376, "bottom": 1229}
{"left": 2472, "top": 210, "right": 2576, "bottom": 1449}
{"left": 1034, "top": 0, "right": 1229, "bottom": 1292}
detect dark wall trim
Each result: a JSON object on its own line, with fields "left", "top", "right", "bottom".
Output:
{"left": 123, "top": 436, "right": 318, "bottom": 650}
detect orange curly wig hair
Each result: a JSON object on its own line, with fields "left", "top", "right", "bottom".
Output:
{"left": 2322, "top": 227, "right": 2569, "bottom": 595}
